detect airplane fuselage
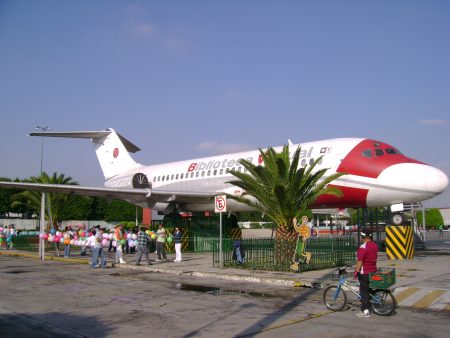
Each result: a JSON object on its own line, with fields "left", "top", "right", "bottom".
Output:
{"left": 103, "top": 137, "right": 448, "bottom": 212}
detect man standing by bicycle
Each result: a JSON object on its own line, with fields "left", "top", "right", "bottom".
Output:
{"left": 354, "top": 229, "right": 378, "bottom": 318}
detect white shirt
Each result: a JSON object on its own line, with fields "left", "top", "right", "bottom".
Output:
{"left": 86, "top": 235, "right": 101, "bottom": 248}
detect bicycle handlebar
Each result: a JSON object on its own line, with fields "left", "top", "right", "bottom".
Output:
{"left": 336, "top": 266, "right": 353, "bottom": 275}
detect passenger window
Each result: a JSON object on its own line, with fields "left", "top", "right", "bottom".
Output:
{"left": 191, "top": 172, "right": 194, "bottom": 178}
{"left": 301, "top": 159, "right": 307, "bottom": 167}
{"left": 207, "top": 170, "right": 211, "bottom": 176}
{"left": 201, "top": 171, "right": 205, "bottom": 177}
{"left": 318, "top": 158, "right": 323, "bottom": 165}
{"left": 158, "top": 176, "right": 161, "bottom": 182}
{"left": 196, "top": 172, "right": 199, "bottom": 178}
{"left": 237, "top": 167, "right": 242, "bottom": 172}
{"left": 220, "top": 169, "right": 224, "bottom": 175}
{"left": 176, "top": 174, "right": 179, "bottom": 180}
{"left": 162, "top": 176, "right": 165, "bottom": 181}
{"left": 213, "top": 169, "right": 217, "bottom": 176}
{"left": 362, "top": 149, "right": 372, "bottom": 158}
{"left": 153, "top": 177, "right": 156, "bottom": 182}
{"left": 171, "top": 174, "right": 174, "bottom": 180}
{"left": 375, "top": 149, "right": 384, "bottom": 156}
{"left": 309, "top": 158, "right": 314, "bottom": 165}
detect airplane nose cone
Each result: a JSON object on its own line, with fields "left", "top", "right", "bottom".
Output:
{"left": 377, "top": 163, "right": 449, "bottom": 202}
{"left": 425, "top": 165, "right": 449, "bottom": 194}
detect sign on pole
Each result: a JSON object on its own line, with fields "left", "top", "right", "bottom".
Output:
{"left": 215, "top": 195, "right": 227, "bottom": 268}
{"left": 215, "top": 195, "right": 227, "bottom": 213}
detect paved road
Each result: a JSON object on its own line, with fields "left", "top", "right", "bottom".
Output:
{"left": 0, "top": 256, "right": 448, "bottom": 338}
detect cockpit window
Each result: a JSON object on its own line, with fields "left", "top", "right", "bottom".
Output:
{"left": 385, "top": 148, "right": 397, "bottom": 155}
{"left": 375, "top": 149, "right": 384, "bottom": 156}
{"left": 362, "top": 149, "right": 372, "bottom": 158}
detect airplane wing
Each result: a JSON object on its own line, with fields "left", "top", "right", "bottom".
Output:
{"left": 0, "top": 181, "right": 215, "bottom": 207}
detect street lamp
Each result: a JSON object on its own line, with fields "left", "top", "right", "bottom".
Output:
{"left": 35, "top": 126, "right": 53, "bottom": 174}
{"left": 34, "top": 125, "right": 52, "bottom": 261}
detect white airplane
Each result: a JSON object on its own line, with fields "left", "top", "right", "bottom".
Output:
{"left": 0, "top": 128, "right": 448, "bottom": 214}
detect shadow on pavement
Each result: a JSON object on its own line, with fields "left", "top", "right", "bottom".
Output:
{"left": 234, "top": 271, "right": 332, "bottom": 337}
{"left": 0, "top": 312, "right": 114, "bottom": 338}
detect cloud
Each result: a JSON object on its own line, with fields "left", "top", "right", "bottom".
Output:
{"left": 417, "top": 119, "right": 448, "bottom": 126}
{"left": 195, "top": 142, "right": 254, "bottom": 155}
{"left": 132, "top": 23, "right": 155, "bottom": 36}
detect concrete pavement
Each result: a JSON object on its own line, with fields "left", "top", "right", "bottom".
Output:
{"left": 1, "top": 234, "right": 449, "bottom": 312}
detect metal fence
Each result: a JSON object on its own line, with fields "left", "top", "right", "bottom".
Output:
{"left": 8, "top": 234, "right": 356, "bottom": 273}
{"left": 7, "top": 235, "right": 59, "bottom": 252}
{"left": 213, "top": 236, "right": 356, "bottom": 272}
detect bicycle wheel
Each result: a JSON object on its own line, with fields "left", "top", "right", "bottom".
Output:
{"left": 371, "top": 289, "right": 396, "bottom": 316}
{"left": 323, "top": 285, "right": 347, "bottom": 311}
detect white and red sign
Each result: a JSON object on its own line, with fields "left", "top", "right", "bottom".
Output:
{"left": 215, "top": 195, "right": 227, "bottom": 213}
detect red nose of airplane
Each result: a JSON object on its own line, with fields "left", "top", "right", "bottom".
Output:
{"left": 367, "top": 163, "right": 449, "bottom": 206}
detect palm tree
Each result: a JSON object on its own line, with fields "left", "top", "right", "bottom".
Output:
{"left": 11, "top": 172, "right": 78, "bottom": 230}
{"left": 226, "top": 145, "right": 345, "bottom": 264}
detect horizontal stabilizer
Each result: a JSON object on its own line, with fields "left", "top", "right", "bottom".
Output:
{"left": 29, "top": 128, "right": 141, "bottom": 179}
{"left": 29, "top": 129, "right": 141, "bottom": 153}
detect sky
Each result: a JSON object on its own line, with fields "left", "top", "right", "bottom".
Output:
{"left": 0, "top": 0, "right": 449, "bottom": 208}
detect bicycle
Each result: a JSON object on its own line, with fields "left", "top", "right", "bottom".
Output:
{"left": 323, "top": 266, "right": 397, "bottom": 316}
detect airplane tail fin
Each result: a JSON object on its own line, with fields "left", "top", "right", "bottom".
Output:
{"left": 29, "top": 128, "right": 142, "bottom": 180}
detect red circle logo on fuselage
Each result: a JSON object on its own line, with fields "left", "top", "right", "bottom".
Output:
{"left": 113, "top": 148, "right": 119, "bottom": 158}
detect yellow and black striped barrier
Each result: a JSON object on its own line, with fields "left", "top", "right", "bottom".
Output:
{"left": 181, "top": 231, "right": 190, "bottom": 252}
{"left": 229, "top": 228, "right": 242, "bottom": 240}
{"left": 385, "top": 225, "right": 414, "bottom": 259}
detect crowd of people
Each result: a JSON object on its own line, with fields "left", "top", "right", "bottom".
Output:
{"left": 56, "top": 223, "right": 183, "bottom": 268}
{"left": 0, "top": 224, "right": 16, "bottom": 249}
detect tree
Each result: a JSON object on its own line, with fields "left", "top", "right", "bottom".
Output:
{"left": 416, "top": 208, "right": 443, "bottom": 230}
{"left": 11, "top": 172, "right": 78, "bottom": 230}
{"left": 103, "top": 199, "right": 141, "bottom": 223}
{"left": 60, "top": 195, "right": 94, "bottom": 220}
{"left": 0, "top": 177, "right": 13, "bottom": 216}
{"left": 226, "top": 145, "right": 344, "bottom": 262}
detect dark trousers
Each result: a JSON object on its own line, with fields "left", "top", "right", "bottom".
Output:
{"left": 108, "top": 240, "right": 116, "bottom": 252}
{"left": 156, "top": 242, "right": 167, "bottom": 260}
{"left": 136, "top": 246, "right": 151, "bottom": 264}
{"left": 358, "top": 274, "right": 371, "bottom": 312}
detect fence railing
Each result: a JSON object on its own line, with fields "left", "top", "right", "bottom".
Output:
{"left": 7, "top": 235, "right": 356, "bottom": 273}
{"left": 213, "top": 236, "right": 356, "bottom": 272}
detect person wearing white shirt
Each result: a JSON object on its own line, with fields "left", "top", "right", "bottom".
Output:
{"left": 85, "top": 230, "right": 101, "bottom": 268}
